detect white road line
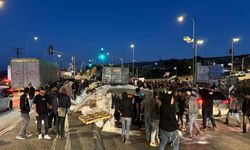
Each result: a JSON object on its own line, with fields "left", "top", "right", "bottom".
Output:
{"left": 227, "top": 126, "right": 242, "bottom": 132}
{"left": 65, "top": 114, "right": 71, "bottom": 150}
{"left": 0, "top": 118, "right": 21, "bottom": 136}
{"left": 51, "top": 137, "right": 57, "bottom": 150}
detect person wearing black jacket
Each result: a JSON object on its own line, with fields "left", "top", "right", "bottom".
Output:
{"left": 28, "top": 83, "right": 35, "bottom": 109}
{"left": 158, "top": 91, "right": 180, "bottom": 150}
{"left": 52, "top": 86, "right": 71, "bottom": 139}
{"left": 47, "top": 86, "right": 58, "bottom": 130}
{"left": 242, "top": 94, "right": 250, "bottom": 133}
{"left": 120, "top": 92, "right": 133, "bottom": 144}
{"left": 133, "top": 88, "right": 143, "bottom": 128}
{"left": 200, "top": 88, "right": 217, "bottom": 130}
{"left": 33, "top": 87, "right": 51, "bottom": 140}
{"left": 16, "top": 87, "right": 31, "bottom": 140}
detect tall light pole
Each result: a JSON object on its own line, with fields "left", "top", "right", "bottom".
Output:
{"left": 195, "top": 40, "right": 204, "bottom": 82}
{"left": 231, "top": 38, "right": 240, "bottom": 74}
{"left": 26, "top": 36, "right": 39, "bottom": 57}
{"left": 178, "top": 15, "right": 196, "bottom": 84}
{"left": 130, "top": 44, "right": 135, "bottom": 78}
{"left": 106, "top": 52, "right": 124, "bottom": 67}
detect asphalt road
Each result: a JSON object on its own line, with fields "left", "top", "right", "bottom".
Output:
{"left": 101, "top": 116, "right": 250, "bottom": 150}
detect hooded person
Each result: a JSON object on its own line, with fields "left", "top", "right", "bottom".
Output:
{"left": 52, "top": 86, "right": 71, "bottom": 139}
{"left": 158, "top": 90, "right": 180, "bottom": 150}
{"left": 225, "top": 89, "right": 241, "bottom": 127}
{"left": 185, "top": 90, "right": 200, "bottom": 138}
{"left": 28, "top": 82, "right": 35, "bottom": 109}
{"left": 200, "top": 88, "right": 217, "bottom": 130}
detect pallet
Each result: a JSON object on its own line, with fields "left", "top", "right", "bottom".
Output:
{"left": 79, "top": 111, "right": 112, "bottom": 125}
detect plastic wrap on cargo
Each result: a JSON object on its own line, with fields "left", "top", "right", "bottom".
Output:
{"left": 75, "top": 95, "right": 85, "bottom": 104}
{"left": 81, "top": 106, "right": 94, "bottom": 115}
{"left": 95, "top": 120, "right": 104, "bottom": 128}
{"left": 77, "top": 84, "right": 138, "bottom": 133}
{"left": 70, "top": 105, "right": 77, "bottom": 111}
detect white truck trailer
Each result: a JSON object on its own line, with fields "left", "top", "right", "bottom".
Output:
{"left": 10, "top": 58, "right": 59, "bottom": 90}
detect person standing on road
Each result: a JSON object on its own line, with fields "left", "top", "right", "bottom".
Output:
{"left": 133, "top": 88, "right": 143, "bottom": 128}
{"left": 141, "top": 90, "right": 152, "bottom": 142}
{"left": 200, "top": 88, "right": 217, "bottom": 130}
{"left": 158, "top": 90, "right": 180, "bottom": 150}
{"left": 28, "top": 83, "right": 35, "bottom": 109}
{"left": 186, "top": 90, "right": 200, "bottom": 138}
{"left": 149, "top": 91, "right": 161, "bottom": 147}
{"left": 52, "top": 86, "right": 71, "bottom": 139}
{"left": 225, "top": 90, "right": 241, "bottom": 127}
{"left": 120, "top": 92, "right": 133, "bottom": 144}
{"left": 33, "top": 87, "right": 51, "bottom": 140}
{"left": 47, "top": 86, "right": 58, "bottom": 130}
{"left": 242, "top": 94, "right": 250, "bottom": 133}
{"left": 177, "top": 91, "right": 185, "bottom": 131}
{"left": 16, "top": 87, "right": 32, "bottom": 140}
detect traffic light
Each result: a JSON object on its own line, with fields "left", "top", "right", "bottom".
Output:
{"left": 98, "top": 48, "right": 106, "bottom": 61}
{"left": 48, "top": 44, "right": 54, "bottom": 55}
{"left": 88, "top": 63, "right": 93, "bottom": 68}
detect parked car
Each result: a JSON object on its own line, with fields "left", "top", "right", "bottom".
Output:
{"left": 0, "top": 92, "right": 13, "bottom": 112}
{"left": 177, "top": 87, "right": 228, "bottom": 116}
{"left": 197, "top": 90, "right": 229, "bottom": 116}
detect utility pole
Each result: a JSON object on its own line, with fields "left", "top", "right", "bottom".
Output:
{"left": 13, "top": 47, "right": 22, "bottom": 58}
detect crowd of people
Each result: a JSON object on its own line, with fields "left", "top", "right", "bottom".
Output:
{"left": 14, "top": 78, "right": 250, "bottom": 150}
{"left": 16, "top": 83, "right": 71, "bottom": 140}
{"left": 118, "top": 80, "right": 250, "bottom": 150}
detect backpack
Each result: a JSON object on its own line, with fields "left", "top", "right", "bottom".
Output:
{"left": 57, "top": 97, "right": 66, "bottom": 117}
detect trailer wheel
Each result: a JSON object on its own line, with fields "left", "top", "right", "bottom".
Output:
{"left": 8, "top": 100, "right": 13, "bottom": 110}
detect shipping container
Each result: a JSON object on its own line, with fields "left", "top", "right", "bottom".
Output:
{"left": 102, "top": 67, "right": 129, "bottom": 85}
{"left": 11, "top": 58, "right": 59, "bottom": 89}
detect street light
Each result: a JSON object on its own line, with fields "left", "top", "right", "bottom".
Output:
{"left": 195, "top": 40, "right": 204, "bottom": 82}
{"left": 0, "top": 0, "right": 4, "bottom": 9}
{"left": 26, "top": 36, "right": 39, "bottom": 57}
{"left": 106, "top": 51, "right": 124, "bottom": 67}
{"left": 173, "top": 66, "right": 177, "bottom": 76}
{"left": 188, "top": 66, "right": 192, "bottom": 75}
{"left": 231, "top": 38, "right": 240, "bottom": 74}
{"left": 178, "top": 15, "right": 196, "bottom": 83}
{"left": 177, "top": 16, "right": 184, "bottom": 23}
{"left": 130, "top": 44, "right": 135, "bottom": 78}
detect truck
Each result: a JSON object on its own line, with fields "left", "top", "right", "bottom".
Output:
{"left": 10, "top": 58, "right": 59, "bottom": 90}
{"left": 102, "top": 66, "right": 129, "bottom": 85}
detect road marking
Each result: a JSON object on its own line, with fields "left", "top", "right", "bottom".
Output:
{"left": 0, "top": 118, "right": 21, "bottom": 137}
{"left": 185, "top": 140, "right": 209, "bottom": 145}
{"left": 65, "top": 114, "right": 71, "bottom": 150}
{"left": 227, "top": 126, "right": 242, "bottom": 132}
{"left": 51, "top": 137, "right": 57, "bottom": 150}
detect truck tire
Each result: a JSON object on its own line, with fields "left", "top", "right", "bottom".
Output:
{"left": 8, "top": 100, "right": 13, "bottom": 110}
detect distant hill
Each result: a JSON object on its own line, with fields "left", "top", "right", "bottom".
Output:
{"left": 123, "top": 54, "right": 250, "bottom": 79}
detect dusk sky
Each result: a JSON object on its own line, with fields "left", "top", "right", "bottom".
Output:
{"left": 0, "top": 0, "right": 250, "bottom": 70}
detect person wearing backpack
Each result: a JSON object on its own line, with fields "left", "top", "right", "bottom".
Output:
{"left": 53, "top": 86, "right": 71, "bottom": 139}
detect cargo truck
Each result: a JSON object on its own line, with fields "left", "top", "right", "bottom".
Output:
{"left": 10, "top": 58, "right": 59, "bottom": 90}
{"left": 102, "top": 66, "right": 129, "bottom": 85}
